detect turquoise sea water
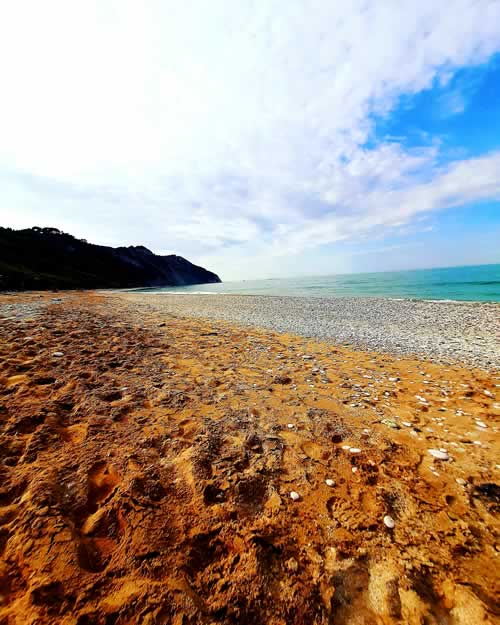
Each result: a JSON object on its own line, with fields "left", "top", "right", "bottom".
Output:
{"left": 139, "top": 264, "right": 500, "bottom": 302}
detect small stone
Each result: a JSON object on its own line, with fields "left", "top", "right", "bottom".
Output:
{"left": 52, "top": 352, "right": 64, "bottom": 357}
{"left": 287, "top": 423, "right": 295, "bottom": 429}
{"left": 455, "top": 478, "right": 467, "bottom": 486}
{"left": 401, "top": 421, "right": 412, "bottom": 427}
{"left": 381, "top": 419, "right": 400, "bottom": 429}
{"left": 352, "top": 467, "right": 358, "bottom": 473}
{"left": 286, "top": 557, "right": 299, "bottom": 572}
{"left": 349, "top": 447, "right": 361, "bottom": 454}
{"left": 290, "top": 491, "right": 300, "bottom": 501}
{"left": 383, "top": 515, "right": 395, "bottom": 529}
{"left": 483, "top": 390, "right": 493, "bottom": 398}
{"left": 273, "top": 375, "right": 292, "bottom": 385}
{"left": 428, "top": 449, "right": 449, "bottom": 460}
{"left": 475, "top": 420, "right": 487, "bottom": 429}
{"left": 325, "top": 479, "right": 335, "bottom": 487}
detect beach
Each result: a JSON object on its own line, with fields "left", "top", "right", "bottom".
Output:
{"left": 0, "top": 291, "right": 499, "bottom": 624}
{"left": 120, "top": 292, "right": 500, "bottom": 370}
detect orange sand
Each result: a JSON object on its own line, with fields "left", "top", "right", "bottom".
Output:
{"left": 0, "top": 292, "right": 498, "bottom": 624}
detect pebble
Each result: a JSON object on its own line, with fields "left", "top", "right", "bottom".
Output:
{"left": 349, "top": 447, "right": 361, "bottom": 454}
{"left": 475, "top": 420, "right": 487, "bottom": 429}
{"left": 428, "top": 449, "right": 449, "bottom": 460}
{"left": 287, "top": 423, "right": 295, "bottom": 429}
{"left": 381, "top": 418, "right": 400, "bottom": 429}
{"left": 290, "top": 491, "right": 300, "bottom": 501}
{"left": 455, "top": 478, "right": 467, "bottom": 486}
{"left": 52, "top": 352, "right": 64, "bottom": 357}
{"left": 325, "top": 479, "right": 335, "bottom": 487}
{"left": 383, "top": 515, "right": 395, "bottom": 529}
{"left": 285, "top": 557, "right": 299, "bottom": 572}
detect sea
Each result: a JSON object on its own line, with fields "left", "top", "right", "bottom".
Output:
{"left": 137, "top": 264, "right": 500, "bottom": 302}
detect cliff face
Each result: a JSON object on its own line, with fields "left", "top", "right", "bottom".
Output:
{"left": 0, "top": 227, "right": 221, "bottom": 290}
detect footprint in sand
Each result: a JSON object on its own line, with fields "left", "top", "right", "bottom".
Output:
{"left": 76, "top": 462, "right": 123, "bottom": 573}
{"left": 86, "top": 461, "right": 121, "bottom": 514}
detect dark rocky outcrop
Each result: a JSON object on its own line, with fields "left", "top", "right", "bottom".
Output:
{"left": 0, "top": 226, "right": 221, "bottom": 290}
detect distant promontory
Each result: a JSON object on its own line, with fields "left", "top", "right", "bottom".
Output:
{"left": 0, "top": 226, "right": 221, "bottom": 290}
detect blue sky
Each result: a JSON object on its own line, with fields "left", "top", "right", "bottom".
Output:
{"left": 0, "top": 1, "right": 499, "bottom": 280}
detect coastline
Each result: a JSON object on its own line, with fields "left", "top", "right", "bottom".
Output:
{"left": 1, "top": 291, "right": 498, "bottom": 624}
{"left": 117, "top": 292, "right": 500, "bottom": 370}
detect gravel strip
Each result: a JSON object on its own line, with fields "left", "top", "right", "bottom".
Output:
{"left": 0, "top": 301, "right": 47, "bottom": 321}
{"left": 120, "top": 294, "right": 500, "bottom": 370}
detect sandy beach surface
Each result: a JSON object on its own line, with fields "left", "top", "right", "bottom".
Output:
{"left": 0, "top": 291, "right": 499, "bottom": 624}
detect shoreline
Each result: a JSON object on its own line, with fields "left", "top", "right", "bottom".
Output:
{"left": 119, "top": 286, "right": 500, "bottom": 304}
{"left": 4, "top": 286, "right": 499, "bottom": 305}
{"left": 116, "top": 292, "right": 500, "bottom": 370}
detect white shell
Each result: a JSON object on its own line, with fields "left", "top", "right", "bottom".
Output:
{"left": 287, "top": 423, "right": 295, "bottom": 429}
{"left": 290, "top": 491, "right": 300, "bottom": 501}
{"left": 428, "top": 449, "right": 449, "bottom": 460}
{"left": 383, "top": 515, "right": 395, "bottom": 529}
{"left": 325, "top": 479, "right": 335, "bottom": 487}
{"left": 349, "top": 447, "right": 361, "bottom": 454}
{"left": 52, "top": 352, "right": 64, "bottom": 357}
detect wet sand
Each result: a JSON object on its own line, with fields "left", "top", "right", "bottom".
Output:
{"left": 0, "top": 291, "right": 499, "bottom": 624}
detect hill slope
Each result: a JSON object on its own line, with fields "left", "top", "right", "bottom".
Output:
{"left": 0, "top": 227, "right": 221, "bottom": 290}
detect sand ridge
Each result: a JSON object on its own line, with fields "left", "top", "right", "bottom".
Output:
{"left": 0, "top": 292, "right": 499, "bottom": 624}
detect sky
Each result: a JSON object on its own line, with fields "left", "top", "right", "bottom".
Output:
{"left": 1, "top": 1, "right": 500, "bottom": 280}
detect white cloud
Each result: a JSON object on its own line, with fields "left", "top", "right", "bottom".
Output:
{"left": 271, "top": 151, "right": 500, "bottom": 256}
{"left": 0, "top": 0, "right": 500, "bottom": 278}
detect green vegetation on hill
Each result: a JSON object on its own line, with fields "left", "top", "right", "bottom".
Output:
{"left": 0, "top": 227, "right": 221, "bottom": 290}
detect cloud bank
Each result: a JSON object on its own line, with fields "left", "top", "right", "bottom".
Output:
{"left": 1, "top": 1, "right": 500, "bottom": 277}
